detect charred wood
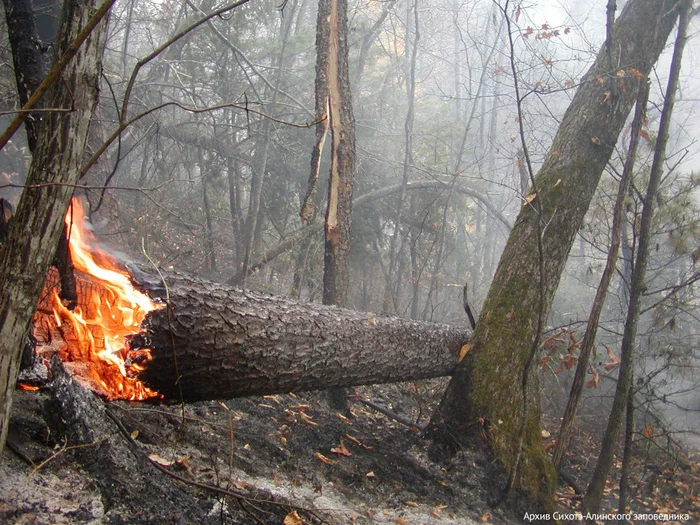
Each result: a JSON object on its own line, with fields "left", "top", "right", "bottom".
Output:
{"left": 45, "top": 358, "right": 217, "bottom": 523}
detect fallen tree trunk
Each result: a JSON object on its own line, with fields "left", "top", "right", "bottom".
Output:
{"left": 130, "top": 269, "right": 470, "bottom": 401}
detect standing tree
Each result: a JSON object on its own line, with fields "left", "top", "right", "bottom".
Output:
{"left": 301, "top": 0, "right": 356, "bottom": 407}
{"left": 582, "top": 0, "right": 693, "bottom": 514}
{"left": 0, "top": 0, "right": 112, "bottom": 454}
{"left": 427, "top": 0, "right": 684, "bottom": 510}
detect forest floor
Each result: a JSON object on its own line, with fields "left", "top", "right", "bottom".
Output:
{"left": 1, "top": 373, "right": 698, "bottom": 525}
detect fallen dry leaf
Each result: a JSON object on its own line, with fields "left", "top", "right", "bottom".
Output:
{"left": 330, "top": 440, "right": 352, "bottom": 457}
{"left": 336, "top": 413, "right": 351, "bottom": 423}
{"left": 314, "top": 452, "right": 334, "bottom": 465}
{"left": 299, "top": 412, "right": 318, "bottom": 427}
{"left": 404, "top": 501, "right": 419, "bottom": 508}
{"left": 148, "top": 453, "right": 174, "bottom": 467}
{"left": 283, "top": 510, "right": 304, "bottom": 525}
{"left": 345, "top": 433, "right": 372, "bottom": 450}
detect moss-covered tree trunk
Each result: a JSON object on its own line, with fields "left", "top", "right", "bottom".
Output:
{"left": 428, "top": 0, "right": 682, "bottom": 511}
{"left": 0, "top": 0, "right": 110, "bottom": 455}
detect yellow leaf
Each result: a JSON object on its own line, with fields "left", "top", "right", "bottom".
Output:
{"left": 591, "top": 136, "right": 601, "bottom": 145}
{"left": 365, "top": 471, "right": 375, "bottom": 478}
{"left": 405, "top": 501, "right": 419, "bottom": 508}
{"left": 553, "top": 179, "right": 561, "bottom": 188}
{"left": 368, "top": 317, "right": 376, "bottom": 326}
{"left": 283, "top": 510, "right": 305, "bottom": 525}
{"left": 175, "top": 455, "right": 190, "bottom": 469}
{"left": 130, "top": 430, "right": 139, "bottom": 440}
{"left": 524, "top": 193, "right": 537, "bottom": 204}
{"left": 458, "top": 343, "right": 472, "bottom": 363}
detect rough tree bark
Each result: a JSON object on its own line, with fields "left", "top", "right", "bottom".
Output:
{"left": 3, "top": 0, "right": 79, "bottom": 308}
{"left": 129, "top": 270, "right": 470, "bottom": 401}
{"left": 427, "top": 0, "right": 683, "bottom": 511}
{"left": 300, "top": 0, "right": 356, "bottom": 408}
{"left": 0, "top": 0, "right": 110, "bottom": 454}
{"left": 2, "top": 0, "right": 52, "bottom": 151}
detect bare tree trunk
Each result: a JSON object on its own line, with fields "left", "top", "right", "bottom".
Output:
{"left": 618, "top": 383, "right": 635, "bottom": 514}
{"left": 551, "top": 79, "right": 649, "bottom": 469}
{"left": 383, "top": 0, "right": 419, "bottom": 315}
{"left": 227, "top": 156, "right": 245, "bottom": 268}
{"left": 318, "top": 0, "right": 356, "bottom": 309}
{"left": 0, "top": 0, "right": 110, "bottom": 454}
{"left": 582, "top": 1, "right": 692, "bottom": 515}
{"left": 354, "top": 0, "right": 396, "bottom": 90}
{"left": 240, "top": 6, "right": 295, "bottom": 287}
{"left": 128, "top": 271, "right": 470, "bottom": 401}
{"left": 427, "top": 0, "right": 682, "bottom": 511}
{"left": 199, "top": 148, "right": 217, "bottom": 275}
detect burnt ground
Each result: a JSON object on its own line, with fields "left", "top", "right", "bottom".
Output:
{"left": 1, "top": 367, "right": 698, "bottom": 525}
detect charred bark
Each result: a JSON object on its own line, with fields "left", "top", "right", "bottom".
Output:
{"left": 130, "top": 270, "right": 470, "bottom": 402}
{"left": 46, "top": 359, "right": 218, "bottom": 523}
{"left": 2, "top": 0, "right": 53, "bottom": 151}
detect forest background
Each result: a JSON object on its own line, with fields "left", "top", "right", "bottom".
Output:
{"left": 0, "top": 0, "right": 699, "bottom": 518}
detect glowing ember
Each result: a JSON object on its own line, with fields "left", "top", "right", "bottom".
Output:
{"left": 47, "top": 198, "right": 162, "bottom": 400}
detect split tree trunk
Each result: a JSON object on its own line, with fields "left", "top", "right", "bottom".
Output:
{"left": 130, "top": 270, "right": 470, "bottom": 401}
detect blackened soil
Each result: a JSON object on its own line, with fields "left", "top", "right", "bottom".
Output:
{"left": 2, "top": 379, "right": 524, "bottom": 524}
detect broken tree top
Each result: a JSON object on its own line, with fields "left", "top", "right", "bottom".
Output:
{"left": 128, "top": 268, "right": 471, "bottom": 402}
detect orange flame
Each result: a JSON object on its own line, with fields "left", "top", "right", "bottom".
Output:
{"left": 50, "top": 199, "right": 161, "bottom": 400}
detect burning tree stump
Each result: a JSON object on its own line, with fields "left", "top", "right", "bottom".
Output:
{"left": 130, "top": 269, "right": 470, "bottom": 402}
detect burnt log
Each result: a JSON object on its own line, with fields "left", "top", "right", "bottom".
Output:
{"left": 130, "top": 269, "right": 470, "bottom": 401}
